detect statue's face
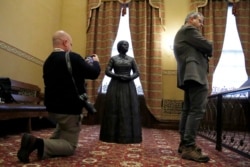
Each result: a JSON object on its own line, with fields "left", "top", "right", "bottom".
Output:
{"left": 118, "top": 41, "right": 129, "bottom": 54}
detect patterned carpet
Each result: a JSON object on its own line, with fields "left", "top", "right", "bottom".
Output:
{"left": 0, "top": 125, "right": 249, "bottom": 167}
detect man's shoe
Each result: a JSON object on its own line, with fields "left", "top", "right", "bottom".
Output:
{"left": 178, "top": 143, "right": 202, "bottom": 153}
{"left": 17, "top": 133, "right": 37, "bottom": 163}
{"left": 178, "top": 143, "right": 184, "bottom": 153}
{"left": 181, "top": 145, "right": 210, "bottom": 163}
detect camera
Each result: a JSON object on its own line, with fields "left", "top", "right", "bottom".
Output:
{"left": 79, "top": 93, "right": 97, "bottom": 114}
{"left": 85, "top": 55, "right": 94, "bottom": 65}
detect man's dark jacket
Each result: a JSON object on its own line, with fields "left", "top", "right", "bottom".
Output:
{"left": 43, "top": 51, "right": 101, "bottom": 115}
{"left": 174, "top": 25, "right": 213, "bottom": 90}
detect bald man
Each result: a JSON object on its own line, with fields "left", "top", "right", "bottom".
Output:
{"left": 17, "top": 30, "right": 101, "bottom": 163}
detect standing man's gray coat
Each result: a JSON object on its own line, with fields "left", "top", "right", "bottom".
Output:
{"left": 174, "top": 25, "right": 213, "bottom": 90}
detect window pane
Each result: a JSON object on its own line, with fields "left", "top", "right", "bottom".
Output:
{"left": 211, "top": 6, "right": 247, "bottom": 94}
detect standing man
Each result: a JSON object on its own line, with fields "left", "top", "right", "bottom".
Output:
{"left": 173, "top": 12, "right": 213, "bottom": 163}
{"left": 17, "top": 30, "right": 101, "bottom": 163}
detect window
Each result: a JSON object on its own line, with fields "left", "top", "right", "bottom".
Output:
{"left": 100, "top": 8, "right": 143, "bottom": 95}
{"left": 211, "top": 6, "right": 247, "bottom": 94}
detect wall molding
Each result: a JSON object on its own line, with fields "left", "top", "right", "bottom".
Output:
{"left": 0, "top": 40, "right": 43, "bottom": 66}
{"left": 162, "top": 70, "right": 177, "bottom": 75}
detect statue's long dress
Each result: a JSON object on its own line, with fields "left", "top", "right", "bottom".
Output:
{"left": 99, "top": 54, "right": 142, "bottom": 144}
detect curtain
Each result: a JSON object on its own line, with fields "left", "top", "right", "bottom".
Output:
{"left": 197, "top": 0, "right": 228, "bottom": 93}
{"left": 129, "top": 0, "right": 164, "bottom": 117}
{"left": 86, "top": 0, "right": 121, "bottom": 101}
{"left": 235, "top": 0, "right": 250, "bottom": 76}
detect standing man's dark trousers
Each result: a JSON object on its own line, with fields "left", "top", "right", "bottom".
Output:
{"left": 179, "top": 81, "right": 208, "bottom": 147}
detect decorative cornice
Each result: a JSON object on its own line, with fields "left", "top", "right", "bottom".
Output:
{"left": 0, "top": 40, "right": 43, "bottom": 66}
{"left": 196, "top": 0, "right": 208, "bottom": 11}
{"left": 118, "top": 0, "right": 131, "bottom": 3}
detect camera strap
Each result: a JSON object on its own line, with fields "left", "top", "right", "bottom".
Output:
{"left": 65, "top": 52, "right": 81, "bottom": 96}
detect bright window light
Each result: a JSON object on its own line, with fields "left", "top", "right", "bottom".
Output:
{"left": 211, "top": 6, "right": 248, "bottom": 94}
